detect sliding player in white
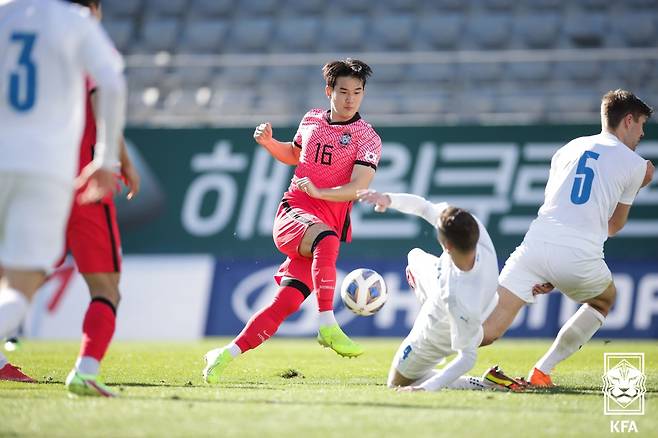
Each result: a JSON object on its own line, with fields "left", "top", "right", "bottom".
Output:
{"left": 0, "top": 0, "right": 125, "bottom": 385}
{"left": 359, "top": 190, "right": 523, "bottom": 392}
{"left": 482, "top": 89, "right": 654, "bottom": 387}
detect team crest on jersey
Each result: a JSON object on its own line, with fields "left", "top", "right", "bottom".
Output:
{"left": 364, "top": 151, "right": 378, "bottom": 163}
{"left": 340, "top": 133, "right": 351, "bottom": 146}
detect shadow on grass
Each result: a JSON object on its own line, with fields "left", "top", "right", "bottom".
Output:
{"left": 121, "top": 394, "right": 480, "bottom": 412}
{"left": 515, "top": 385, "right": 658, "bottom": 396}
{"left": 114, "top": 381, "right": 285, "bottom": 390}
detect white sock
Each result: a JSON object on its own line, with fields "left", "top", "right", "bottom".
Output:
{"left": 447, "top": 376, "right": 490, "bottom": 390}
{"left": 75, "top": 356, "right": 100, "bottom": 376}
{"left": 0, "top": 286, "right": 29, "bottom": 340}
{"left": 535, "top": 304, "right": 605, "bottom": 374}
{"left": 227, "top": 343, "right": 241, "bottom": 358}
{"left": 410, "top": 372, "right": 488, "bottom": 391}
{"left": 318, "top": 310, "right": 337, "bottom": 327}
{"left": 208, "top": 343, "right": 241, "bottom": 359}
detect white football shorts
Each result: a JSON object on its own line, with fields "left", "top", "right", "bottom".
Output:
{"left": 0, "top": 173, "right": 73, "bottom": 270}
{"left": 392, "top": 248, "right": 452, "bottom": 380}
{"left": 391, "top": 308, "right": 453, "bottom": 381}
{"left": 499, "top": 237, "right": 613, "bottom": 304}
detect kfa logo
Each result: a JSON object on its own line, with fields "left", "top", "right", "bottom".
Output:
{"left": 340, "top": 132, "right": 351, "bottom": 146}
{"left": 610, "top": 421, "right": 639, "bottom": 433}
{"left": 602, "top": 353, "right": 646, "bottom": 415}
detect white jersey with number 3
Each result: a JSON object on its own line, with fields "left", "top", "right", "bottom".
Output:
{"left": 0, "top": 0, "right": 124, "bottom": 184}
{"left": 526, "top": 131, "right": 647, "bottom": 254}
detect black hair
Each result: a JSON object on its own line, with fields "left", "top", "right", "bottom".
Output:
{"left": 322, "top": 58, "right": 373, "bottom": 88}
{"left": 438, "top": 207, "right": 480, "bottom": 253}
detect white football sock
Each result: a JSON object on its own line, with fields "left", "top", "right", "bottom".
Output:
{"left": 208, "top": 343, "right": 241, "bottom": 360}
{"left": 75, "top": 356, "right": 100, "bottom": 376}
{"left": 447, "top": 376, "right": 490, "bottom": 390}
{"left": 318, "top": 310, "right": 337, "bottom": 327}
{"left": 227, "top": 343, "right": 241, "bottom": 358}
{"left": 0, "top": 286, "right": 29, "bottom": 340}
{"left": 535, "top": 304, "right": 605, "bottom": 374}
{"left": 411, "top": 371, "right": 488, "bottom": 391}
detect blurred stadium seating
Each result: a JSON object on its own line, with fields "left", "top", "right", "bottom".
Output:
{"left": 104, "top": 0, "right": 658, "bottom": 126}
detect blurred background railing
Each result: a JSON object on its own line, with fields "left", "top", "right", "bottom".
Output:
{"left": 100, "top": 0, "right": 658, "bottom": 127}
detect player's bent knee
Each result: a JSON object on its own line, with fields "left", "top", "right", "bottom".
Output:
{"left": 480, "top": 333, "right": 498, "bottom": 347}
{"left": 387, "top": 368, "right": 416, "bottom": 388}
{"left": 585, "top": 300, "right": 610, "bottom": 317}
{"left": 586, "top": 282, "right": 616, "bottom": 317}
{"left": 92, "top": 292, "right": 120, "bottom": 309}
{"left": 406, "top": 248, "right": 425, "bottom": 265}
{"left": 299, "top": 223, "right": 335, "bottom": 258}
{"left": 481, "top": 322, "right": 504, "bottom": 346}
{"left": 90, "top": 286, "right": 121, "bottom": 308}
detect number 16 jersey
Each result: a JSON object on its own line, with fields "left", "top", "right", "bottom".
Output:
{"left": 526, "top": 131, "right": 646, "bottom": 254}
{"left": 283, "top": 108, "right": 382, "bottom": 242}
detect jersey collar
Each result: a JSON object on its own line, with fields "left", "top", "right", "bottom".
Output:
{"left": 325, "top": 110, "right": 361, "bottom": 125}
{"left": 600, "top": 130, "right": 623, "bottom": 145}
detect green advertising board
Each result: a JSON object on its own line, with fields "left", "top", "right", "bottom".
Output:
{"left": 119, "top": 125, "right": 658, "bottom": 261}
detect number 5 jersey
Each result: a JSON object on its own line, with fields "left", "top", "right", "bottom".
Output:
{"left": 527, "top": 131, "right": 647, "bottom": 255}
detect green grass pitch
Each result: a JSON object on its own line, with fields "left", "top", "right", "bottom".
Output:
{"left": 1, "top": 339, "right": 656, "bottom": 437}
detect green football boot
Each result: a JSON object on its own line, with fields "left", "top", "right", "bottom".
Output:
{"left": 317, "top": 324, "right": 364, "bottom": 358}
{"left": 203, "top": 348, "right": 234, "bottom": 384}
{"left": 65, "top": 369, "right": 116, "bottom": 397}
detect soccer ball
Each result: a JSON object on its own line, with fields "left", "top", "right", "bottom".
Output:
{"left": 340, "top": 268, "right": 388, "bottom": 316}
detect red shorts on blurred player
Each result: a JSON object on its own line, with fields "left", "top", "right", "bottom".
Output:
{"left": 64, "top": 199, "right": 122, "bottom": 273}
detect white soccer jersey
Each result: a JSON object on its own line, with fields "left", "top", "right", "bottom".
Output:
{"left": 0, "top": 0, "right": 125, "bottom": 184}
{"left": 386, "top": 194, "right": 499, "bottom": 390}
{"left": 388, "top": 194, "right": 499, "bottom": 349}
{"left": 526, "top": 132, "right": 646, "bottom": 253}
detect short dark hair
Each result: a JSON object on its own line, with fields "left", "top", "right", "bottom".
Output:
{"left": 601, "top": 89, "right": 653, "bottom": 129}
{"left": 322, "top": 58, "right": 372, "bottom": 88}
{"left": 438, "top": 207, "right": 480, "bottom": 253}
{"left": 68, "top": 0, "right": 100, "bottom": 8}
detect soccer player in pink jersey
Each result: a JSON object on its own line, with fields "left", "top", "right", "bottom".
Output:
{"left": 204, "top": 59, "right": 382, "bottom": 383}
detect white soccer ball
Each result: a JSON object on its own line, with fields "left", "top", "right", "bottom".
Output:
{"left": 340, "top": 268, "right": 388, "bottom": 316}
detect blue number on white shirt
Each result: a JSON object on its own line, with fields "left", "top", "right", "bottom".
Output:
{"left": 570, "top": 150, "right": 600, "bottom": 204}
{"left": 8, "top": 32, "right": 38, "bottom": 112}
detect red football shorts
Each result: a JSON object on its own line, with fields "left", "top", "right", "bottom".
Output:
{"left": 273, "top": 199, "right": 324, "bottom": 259}
{"left": 64, "top": 200, "right": 121, "bottom": 273}
{"left": 273, "top": 256, "right": 313, "bottom": 286}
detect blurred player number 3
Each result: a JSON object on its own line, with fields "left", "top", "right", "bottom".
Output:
{"left": 603, "top": 352, "right": 646, "bottom": 433}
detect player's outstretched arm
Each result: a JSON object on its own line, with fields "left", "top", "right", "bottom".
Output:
{"left": 357, "top": 189, "right": 391, "bottom": 212}
{"left": 254, "top": 122, "right": 300, "bottom": 165}
{"left": 296, "top": 165, "right": 375, "bottom": 202}
{"left": 359, "top": 190, "right": 445, "bottom": 227}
